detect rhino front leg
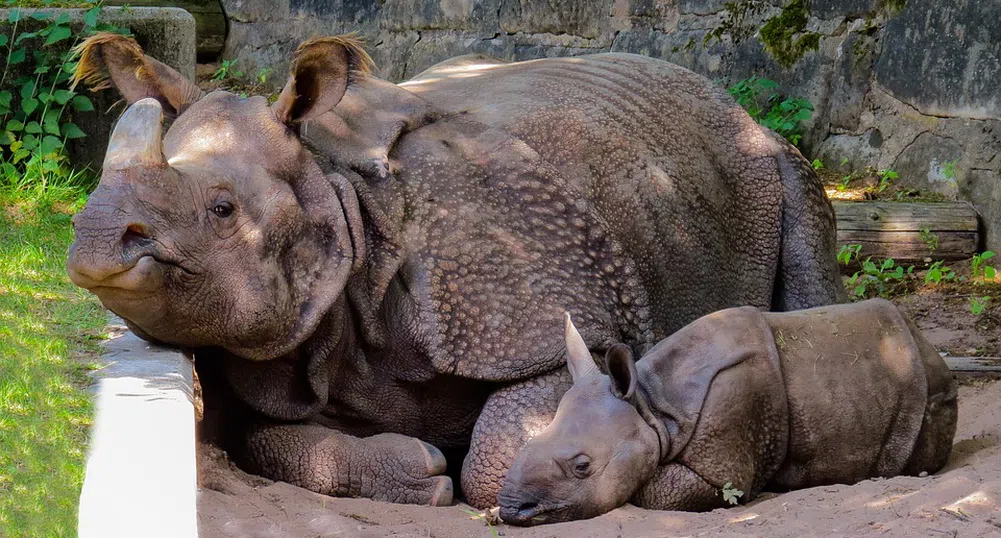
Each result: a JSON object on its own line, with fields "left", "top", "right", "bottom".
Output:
{"left": 239, "top": 423, "right": 453, "bottom": 506}
{"left": 462, "top": 369, "right": 573, "bottom": 508}
{"left": 631, "top": 463, "right": 728, "bottom": 511}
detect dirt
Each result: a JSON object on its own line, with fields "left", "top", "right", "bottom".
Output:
{"left": 196, "top": 376, "right": 1001, "bottom": 538}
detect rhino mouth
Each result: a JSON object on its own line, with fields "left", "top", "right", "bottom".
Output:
{"left": 499, "top": 498, "right": 571, "bottom": 526}
{"left": 67, "top": 246, "right": 192, "bottom": 294}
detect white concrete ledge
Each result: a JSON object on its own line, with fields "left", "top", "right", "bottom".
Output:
{"left": 78, "top": 317, "right": 197, "bottom": 538}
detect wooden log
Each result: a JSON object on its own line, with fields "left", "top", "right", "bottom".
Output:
{"left": 944, "top": 356, "right": 1001, "bottom": 378}
{"left": 105, "top": 0, "right": 225, "bottom": 60}
{"left": 833, "top": 201, "right": 979, "bottom": 267}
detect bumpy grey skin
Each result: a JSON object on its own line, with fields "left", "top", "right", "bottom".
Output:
{"left": 500, "top": 299, "right": 958, "bottom": 525}
{"left": 66, "top": 34, "right": 845, "bottom": 507}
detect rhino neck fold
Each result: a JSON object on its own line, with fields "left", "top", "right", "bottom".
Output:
{"left": 632, "top": 383, "right": 672, "bottom": 463}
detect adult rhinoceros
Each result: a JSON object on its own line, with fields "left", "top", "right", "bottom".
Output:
{"left": 66, "top": 33, "right": 845, "bottom": 508}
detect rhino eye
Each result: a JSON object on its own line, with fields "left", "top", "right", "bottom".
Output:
{"left": 212, "top": 201, "right": 234, "bottom": 218}
{"left": 571, "top": 454, "right": 592, "bottom": 478}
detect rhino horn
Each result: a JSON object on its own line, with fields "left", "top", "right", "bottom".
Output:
{"left": 103, "top": 97, "right": 165, "bottom": 170}
{"left": 564, "top": 312, "right": 600, "bottom": 382}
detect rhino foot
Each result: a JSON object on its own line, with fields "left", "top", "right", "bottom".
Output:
{"left": 241, "top": 424, "right": 453, "bottom": 506}
{"left": 362, "top": 433, "right": 453, "bottom": 506}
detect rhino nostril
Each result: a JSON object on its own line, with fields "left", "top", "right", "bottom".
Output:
{"left": 122, "top": 223, "right": 152, "bottom": 249}
{"left": 518, "top": 501, "right": 538, "bottom": 513}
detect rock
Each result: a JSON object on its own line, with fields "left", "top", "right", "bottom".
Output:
{"left": 892, "top": 132, "right": 964, "bottom": 198}
{"left": 875, "top": 0, "right": 1001, "bottom": 120}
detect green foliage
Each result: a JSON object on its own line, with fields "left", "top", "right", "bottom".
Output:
{"left": 0, "top": 1, "right": 128, "bottom": 190}
{"left": 727, "top": 76, "right": 814, "bottom": 145}
{"left": 970, "top": 296, "right": 991, "bottom": 316}
{"left": 837, "top": 243, "right": 861, "bottom": 266}
{"left": 972, "top": 251, "right": 997, "bottom": 284}
{"left": 876, "top": 168, "right": 898, "bottom": 193}
{"left": 919, "top": 228, "right": 938, "bottom": 253}
{"left": 811, "top": 158, "right": 823, "bottom": 170}
{"left": 0, "top": 186, "right": 106, "bottom": 537}
{"left": 924, "top": 260, "right": 956, "bottom": 285}
{"left": 846, "top": 255, "right": 914, "bottom": 299}
{"left": 942, "top": 159, "right": 958, "bottom": 182}
{"left": 722, "top": 481, "right": 744, "bottom": 505}
{"left": 211, "top": 58, "right": 243, "bottom": 81}
{"left": 255, "top": 66, "right": 271, "bottom": 85}
{"left": 836, "top": 173, "right": 852, "bottom": 192}
{"left": 759, "top": 0, "right": 821, "bottom": 68}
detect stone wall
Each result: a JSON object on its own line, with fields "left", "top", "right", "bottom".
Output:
{"left": 219, "top": 0, "right": 1001, "bottom": 251}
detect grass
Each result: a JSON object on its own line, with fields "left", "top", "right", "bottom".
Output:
{"left": 0, "top": 177, "right": 107, "bottom": 537}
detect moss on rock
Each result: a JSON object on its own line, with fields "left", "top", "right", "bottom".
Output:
{"left": 759, "top": 0, "right": 820, "bottom": 68}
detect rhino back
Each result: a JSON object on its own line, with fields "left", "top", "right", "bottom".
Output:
{"left": 763, "top": 299, "right": 931, "bottom": 488}
{"left": 388, "top": 54, "right": 785, "bottom": 379}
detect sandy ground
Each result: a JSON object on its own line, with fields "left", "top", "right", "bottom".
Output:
{"left": 197, "top": 377, "right": 1001, "bottom": 538}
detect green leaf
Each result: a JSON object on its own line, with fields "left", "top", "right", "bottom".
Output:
{"left": 52, "top": 89, "right": 74, "bottom": 105}
{"left": 15, "top": 32, "right": 36, "bottom": 45}
{"left": 71, "top": 95, "right": 94, "bottom": 112}
{"left": 44, "top": 120, "right": 60, "bottom": 136}
{"left": 982, "top": 251, "right": 996, "bottom": 261}
{"left": 21, "top": 97, "right": 38, "bottom": 115}
{"left": 8, "top": 9, "right": 22, "bottom": 23}
{"left": 24, "top": 121, "right": 41, "bottom": 134}
{"left": 44, "top": 25, "right": 72, "bottom": 46}
{"left": 12, "top": 149, "right": 29, "bottom": 163}
{"left": 41, "top": 155, "right": 61, "bottom": 172}
{"left": 61, "top": 122, "right": 87, "bottom": 139}
{"left": 40, "top": 135, "right": 62, "bottom": 155}
{"left": 22, "top": 134, "right": 38, "bottom": 151}
{"left": 19, "top": 80, "right": 35, "bottom": 100}
{"left": 38, "top": 91, "right": 51, "bottom": 104}
{"left": 30, "top": 11, "right": 51, "bottom": 20}
{"left": 0, "top": 91, "right": 10, "bottom": 108}
{"left": 6, "top": 120, "right": 24, "bottom": 132}
{"left": 0, "top": 34, "right": 8, "bottom": 47}
{"left": 987, "top": 267, "right": 997, "bottom": 280}
{"left": 84, "top": 6, "right": 100, "bottom": 27}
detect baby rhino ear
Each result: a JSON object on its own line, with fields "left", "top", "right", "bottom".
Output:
{"left": 605, "top": 344, "right": 637, "bottom": 400}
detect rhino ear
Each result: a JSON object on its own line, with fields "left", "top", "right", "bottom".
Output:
{"left": 273, "top": 34, "right": 374, "bottom": 125}
{"left": 564, "top": 313, "right": 599, "bottom": 383}
{"left": 72, "top": 33, "right": 202, "bottom": 119}
{"left": 605, "top": 344, "right": 637, "bottom": 400}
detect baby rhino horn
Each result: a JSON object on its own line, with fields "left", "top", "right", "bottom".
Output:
{"left": 564, "top": 313, "right": 600, "bottom": 383}
{"left": 103, "top": 97, "right": 165, "bottom": 171}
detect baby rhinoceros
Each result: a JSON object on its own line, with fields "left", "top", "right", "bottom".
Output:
{"left": 499, "top": 298, "right": 957, "bottom": 525}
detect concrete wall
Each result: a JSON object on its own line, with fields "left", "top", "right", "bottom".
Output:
{"left": 224, "top": 0, "right": 996, "bottom": 251}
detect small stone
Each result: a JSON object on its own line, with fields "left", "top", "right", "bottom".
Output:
{"left": 919, "top": 471, "right": 929, "bottom": 478}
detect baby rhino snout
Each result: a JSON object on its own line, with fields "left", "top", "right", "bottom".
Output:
{"left": 498, "top": 487, "right": 564, "bottom": 527}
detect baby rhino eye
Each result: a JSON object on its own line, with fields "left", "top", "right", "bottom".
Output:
{"left": 571, "top": 454, "right": 592, "bottom": 478}
{"left": 212, "top": 201, "right": 234, "bottom": 218}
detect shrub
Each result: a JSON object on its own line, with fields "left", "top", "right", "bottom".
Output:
{"left": 727, "top": 76, "right": 813, "bottom": 146}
